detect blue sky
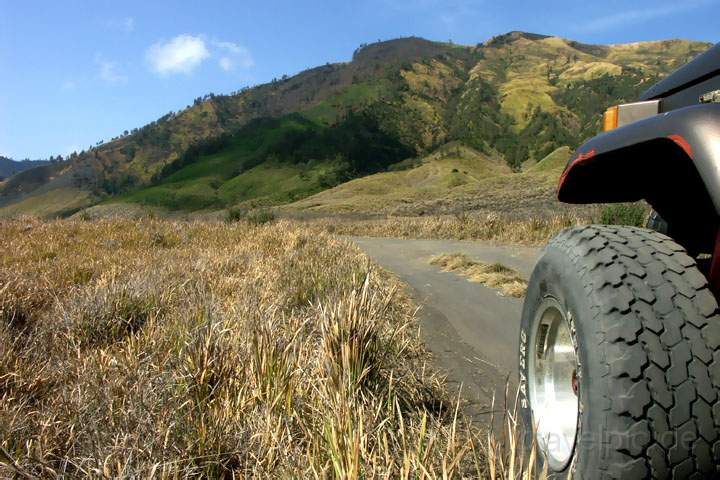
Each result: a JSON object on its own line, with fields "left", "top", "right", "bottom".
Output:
{"left": 1, "top": 0, "right": 718, "bottom": 159}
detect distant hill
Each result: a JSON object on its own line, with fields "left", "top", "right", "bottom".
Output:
{"left": 0, "top": 156, "right": 49, "bottom": 181}
{"left": 0, "top": 33, "right": 711, "bottom": 217}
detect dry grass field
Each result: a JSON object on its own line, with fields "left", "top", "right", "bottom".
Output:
{"left": 302, "top": 211, "right": 593, "bottom": 246}
{"left": 0, "top": 218, "right": 544, "bottom": 479}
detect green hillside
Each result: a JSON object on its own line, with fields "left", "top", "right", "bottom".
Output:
{"left": 116, "top": 113, "right": 412, "bottom": 210}
{"left": 287, "top": 145, "right": 571, "bottom": 216}
{"left": 0, "top": 156, "right": 49, "bottom": 180}
{"left": 0, "top": 33, "right": 710, "bottom": 217}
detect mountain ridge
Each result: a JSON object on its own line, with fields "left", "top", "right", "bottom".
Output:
{"left": 0, "top": 156, "right": 50, "bottom": 181}
{"left": 0, "top": 33, "right": 712, "bottom": 217}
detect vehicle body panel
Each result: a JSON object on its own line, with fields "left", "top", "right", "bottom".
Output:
{"left": 558, "top": 103, "right": 720, "bottom": 211}
{"left": 658, "top": 76, "right": 720, "bottom": 113}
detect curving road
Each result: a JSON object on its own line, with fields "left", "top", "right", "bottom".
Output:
{"left": 348, "top": 237, "right": 542, "bottom": 421}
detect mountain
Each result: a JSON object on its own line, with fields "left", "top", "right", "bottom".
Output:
{"left": 0, "top": 33, "right": 710, "bottom": 217}
{"left": 0, "top": 156, "right": 49, "bottom": 181}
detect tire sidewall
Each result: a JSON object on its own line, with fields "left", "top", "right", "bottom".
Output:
{"left": 519, "top": 244, "right": 601, "bottom": 478}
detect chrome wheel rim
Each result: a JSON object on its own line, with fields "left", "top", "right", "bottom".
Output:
{"left": 528, "top": 298, "right": 579, "bottom": 470}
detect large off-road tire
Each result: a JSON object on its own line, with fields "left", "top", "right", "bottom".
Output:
{"left": 519, "top": 225, "right": 720, "bottom": 479}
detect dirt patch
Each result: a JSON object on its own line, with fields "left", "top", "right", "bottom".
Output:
{"left": 430, "top": 253, "right": 528, "bottom": 297}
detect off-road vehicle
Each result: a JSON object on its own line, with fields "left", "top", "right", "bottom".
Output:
{"left": 519, "top": 44, "right": 720, "bottom": 478}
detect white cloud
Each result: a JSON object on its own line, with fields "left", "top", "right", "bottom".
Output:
{"left": 219, "top": 57, "right": 234, "bottom": 71}
{"left": 214, "top": 40, "right": 254, "bottom": 70}
{"left": 146, "top": 35, "right": 210, "bottom": 75}
{"left": 145, "top": 35, "right": 253, "bottom": 75}
{"left": 214, "top": 40, "right": 243, "bottom": 54}
{"left": 98, "top": 59, "right": 128, "bottom": 84}
{"left": 580, "top": 0, "right": 717, "bottom": 33}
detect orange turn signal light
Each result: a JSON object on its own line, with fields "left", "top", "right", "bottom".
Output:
{"left": 602, "top": 105, "right": 619, "bottom": 132}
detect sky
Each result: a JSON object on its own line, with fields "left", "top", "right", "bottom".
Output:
{"left": 1, "top": 0, "right": 718, "bottom": 160}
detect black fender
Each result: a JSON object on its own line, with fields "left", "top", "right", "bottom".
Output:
{"left": 559, "top": 103, "right": 720, "bottom": 208}
{"left": 558, "top": 103, "right": 720, "bottom": 254}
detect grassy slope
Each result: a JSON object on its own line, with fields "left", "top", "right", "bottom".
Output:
{"left": 302, "top": 81, "right": 391, "bottom": 124}
{"left": 288, "top": 145, "right": 570, "bottom": 215}
{"left": 0, "top": 157, "right": 50, "bottom": 179}
{"left": 527, "top": 146, "right": 572, "bottom": 173}
{"left": 0, "top": 188, "right": 91, "bottom": 218}
{"left": 116, "top": 116, "right": 348, "bottom": 210}
{"left": 124, "top": 161, "right": 343, "bottom": 211}
{"left": 113, "top": 93, "right": 417, "bottom": 212}
{"left": 476, "top": 36, "right": 706, "bottom": 130}
{"left": 286, "top": 143, "right": 504, "bottom": 212}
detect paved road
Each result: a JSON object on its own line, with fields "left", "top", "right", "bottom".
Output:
{"left": 348, "top": 237, "right": 542, "bottom": 420}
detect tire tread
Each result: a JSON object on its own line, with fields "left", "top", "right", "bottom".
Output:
{"left": 548, "top": 225, "right": 720, "bottom": 478}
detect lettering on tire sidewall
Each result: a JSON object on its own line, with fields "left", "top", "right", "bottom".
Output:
{"left": 519, "top": 326, "right": 529, "bottom": 410}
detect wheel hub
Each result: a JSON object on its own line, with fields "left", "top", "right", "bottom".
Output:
{"left": 528, "top": 299, "right": 579, "bottom": 471}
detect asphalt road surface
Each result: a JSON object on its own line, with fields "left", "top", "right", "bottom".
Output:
{"left": 348, "top": 237, "right": 542, "bottom": 421}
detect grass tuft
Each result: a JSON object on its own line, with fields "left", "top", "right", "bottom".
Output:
{"left": 226, "top": 207, "right": 276, "bottom": 225}
{"left": 431, "top": 254, "right": 528, "bottom": 297}
{"left": 598, "top": 203, "right": 648, "bottom": 227}
{"left": 62, "top": 275, "right": 168, "bottom": 347}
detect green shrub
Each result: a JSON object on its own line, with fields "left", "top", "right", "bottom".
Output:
{"left": 246, "top": 209, "right": 276, "bottom": 225}
{"left": 599, "top": 203, "right": 647, "bottom": 227}
{"left": 70, "top": 279, "right": 166, "bottom": 348}
{"left": 225, "top": 207, "right": 245, "bottom": 223}
{"left": 226, "top": 208, "right": 276, "bottom": 225}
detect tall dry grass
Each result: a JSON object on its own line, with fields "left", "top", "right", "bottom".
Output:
{"left": 0, "top": 218, "right": 544, "bottom": 478}
{"left": 300, "top": 212, "right": 592, "bottom": 246}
